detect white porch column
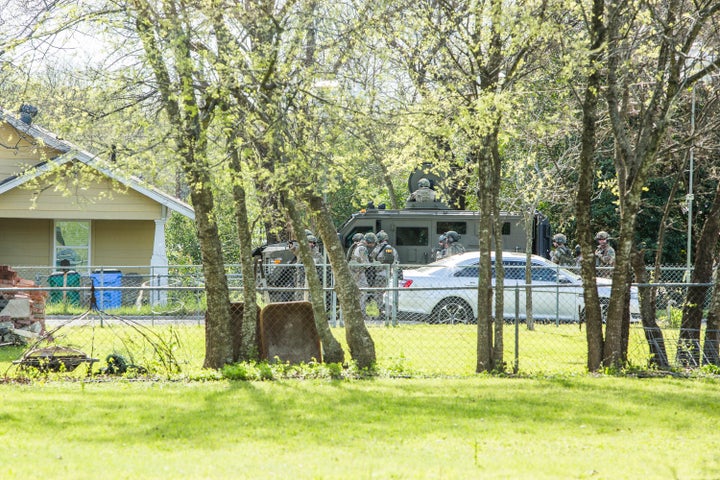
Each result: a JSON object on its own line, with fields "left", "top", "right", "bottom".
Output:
{"left": 150, "top": 215, "right": 168, "bottom": 306}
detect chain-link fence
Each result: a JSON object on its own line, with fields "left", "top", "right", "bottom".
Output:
{"left": 1, "top": 263, "right": 717, "bottom": 377}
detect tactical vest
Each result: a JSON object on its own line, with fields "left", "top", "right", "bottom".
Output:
{"left": 379, "top": 245, "right": 396, "bottom": 264}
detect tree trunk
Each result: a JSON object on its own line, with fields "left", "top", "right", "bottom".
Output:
{"left": 602, "top": 0, "right": 684, "bottom": 369}
{"left": 228, "top": 142, "right": 259, "bottom": 362}
{"left": 679, "top": 180, "right": 720, "bottom": 366}
{"left": 285, "top": 195, "right": 345, "bottom": 364}
{"left": 492, "top": 207, "right": 505, "bottom": 370}
{"left": 490, "top": 132, "right": 504, "bottom": 370}
{"left": 603, "top": 197, "right": 638, "bottom": 367}
{"left": 307, "top": 195, "right": 376, "bottom": 368}
{"left": 133, "top": 0, "right": 233, "bottom": 369}
{"left": 476, "top": 147, "right": 494, "bottom": 373}
{"left": 702, "top": 280, "right": 720, "bottom": 366}
{"left": 182, "top": 146, "right": 233, "bottom": 369}
{"left": 630, "top": 246, "right": 669, "bottom": 369}
{"left": 577, "top": 0, "right": 605, "bottom": 372}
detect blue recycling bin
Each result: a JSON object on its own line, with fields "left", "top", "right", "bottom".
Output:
{"left": 91, "top": 270, "right": 122, "bottom": 309}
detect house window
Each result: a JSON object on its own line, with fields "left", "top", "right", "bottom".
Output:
{"left": 55, "top": 221, "right": 90, "bottom": 268}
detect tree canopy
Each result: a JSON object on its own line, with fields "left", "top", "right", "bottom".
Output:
{"left": 2, "top": 0, "right": 719, "bottom": 372}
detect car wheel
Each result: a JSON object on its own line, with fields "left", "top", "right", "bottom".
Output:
{"left": 431, "top": 298, "right": 474, "bottom": 324}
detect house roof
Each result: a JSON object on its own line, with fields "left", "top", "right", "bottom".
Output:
{"left": 0, "top": 108, "right": 194, "bottom": 220}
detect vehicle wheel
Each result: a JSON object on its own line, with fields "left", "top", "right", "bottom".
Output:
{"left": 431, "top": 298, "right": 474, "bottom": 324}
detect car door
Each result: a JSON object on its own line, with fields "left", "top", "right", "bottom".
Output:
{"left": 452, "top": 263, "right": 481, "bottom": 314}
{"left": 501, "top": 260, "right": 525, "bottom": 320}
{"left": 530, "top": 262, "right": 581, "bottom": 322}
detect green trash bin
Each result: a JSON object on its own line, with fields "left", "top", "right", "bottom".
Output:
{"left": 48, "top": 271, "right": 81, "bottom": 305}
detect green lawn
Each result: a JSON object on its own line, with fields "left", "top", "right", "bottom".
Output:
{"left": 1, "top": 376, "right": 719, "bottom": 479}
{"left": 0, "top": 321, "right": 701, "bottom": 378}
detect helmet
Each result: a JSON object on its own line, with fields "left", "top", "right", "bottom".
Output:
{"left": 445, "top": 231, "right": 461, "bottom": 242}
{"left": 304, "top": 229, "right": 314, "bottom": 237}
{"left": 352, "top": 233, "right": 364, "bottom": 242}
{"left": 364, "top": 232, "right": 377, "bottom": 244}
{"left": 418, "top": 178, "right": 431, "bottom": 188}
{"left": 376, "top": 230, "right": 389, "bottom": 242}
{"left": 595, "top": 231, "right": 609, "bottom": 240}
{"left": 552, "top": 233, "right": 567, "bottom": 244}
{"left": 438, "top": 234, "right": 447, "bottom": 243}
{"left": 307, "top": 235, "right": 318, "bottom": 243}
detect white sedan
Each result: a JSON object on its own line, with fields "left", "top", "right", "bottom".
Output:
{"left": 391, "top": 251, "right": 640, "bottom": 324}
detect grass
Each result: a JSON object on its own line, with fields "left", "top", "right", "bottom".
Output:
{"left": 1, "top": 376, "right": 719, "bottom": 479}
{"left": 0, "top": 320, "right": 707, "bottom": 378}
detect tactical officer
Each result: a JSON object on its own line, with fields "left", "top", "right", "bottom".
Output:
{"left": 306, "top": 234, "right": 323, "bottom": 264}
{"left": 363, "top": 232, "right": 378, "bottom": 296}
{"left": 433, "top": 234, "right": 448, "bottom": 261}
{"left": 346, "top": 232, "right": 365, "bottom": 261}
{"left": 595, "top": 230, "right": 615, "bottom": 276}
{"left": 371, "top": 231, "right": 399, "bottom": 266}
{"left": 574, "top": 244, "right": 582, "bottom": 267}
{"left": 369, "top": 231, "right": 400, "bottom": 315}
{"left": 350, "top": 232, "right": 375, "bottom": 320}
{"left": 551, "top": 233, "right": 575, "bottom": 266}
{"left": 286, "top": 239, "right": 303, "bottom": 301}
{"left": 407, "top": 178, "right": 437, "bottom": 203}
{"left": 443, "top": 230, "right": 465, "bottom": 258}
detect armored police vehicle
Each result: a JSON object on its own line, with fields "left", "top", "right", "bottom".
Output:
{"left": 254, "top": 170, "right": 552, "bottom": 273}
{"left": 336, "top": 169, "right": 552, "bottom": 265}
{"left": 338, "top": 205, "right": 551, "bottom": 265}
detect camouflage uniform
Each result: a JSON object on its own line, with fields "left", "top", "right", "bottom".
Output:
{"left": 550, "top": 233, "right": 575, "bottom": 266}
{"left": 432, "top": 234, "right": 446, "bottom": 261}
{"left": 350, "top": 234, "right": 375, "bottom": 320}
{"left": 446, "top": 242, "right": 466, "bottom": 257}
{"left": 594, "top": 231, "right": 615, "bottom": 277}
{"left": 443, "top": 231, "right": 465, "bottom": 258}
{"left": 307, "top": 235, "right": 323, "bottom": 264}
{"left": 370, "top": 232, "right": 400, "bottom": 288}
{"left": 346, "top": 233, "right": 365, "bottom": 261}
{"left": 407, "top": 178, "right": 436, "bottom": 203}
{"left": 286, "top": 240, "right": 304, "bottom": 301}
{"left": 367, "top": 232, "right": 397, "bottom": 318}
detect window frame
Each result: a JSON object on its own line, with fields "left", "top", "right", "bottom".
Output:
{"left": 54, "top": 220, "right": 91, "bottom": 269}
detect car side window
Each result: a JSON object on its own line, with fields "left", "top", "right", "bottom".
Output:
{"left": 504, "top": 265, "right": 525, "bottom": 280}
{"left": 455, "top": 266, "right": 479, "bottom": 277}
{"left": 532, "top": 267, "right": 558, "bottom": 282}
{"left": 502, "top": 260, "right": 525, "bottom": 281}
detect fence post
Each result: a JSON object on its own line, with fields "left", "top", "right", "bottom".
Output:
{"left": 390, "top": 265, "right": 398, "bottom": 327}
{"left": 514, "top": 285, "right": 519, "bottom": 374}
{"left": 555, "top": 265, "right": 560, "bottom": 327}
